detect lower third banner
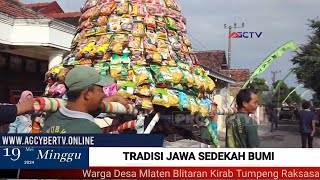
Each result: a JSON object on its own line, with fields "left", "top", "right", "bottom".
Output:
{"left": 19, "top": 167, "right": 320, "bottom": 179}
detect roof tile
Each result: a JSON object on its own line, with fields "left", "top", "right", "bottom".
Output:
{"left": 0, "top": 0, "right": 42, "bottom": 18}
{"left": 195, "top": 50, "right": 228, "bottom": 71}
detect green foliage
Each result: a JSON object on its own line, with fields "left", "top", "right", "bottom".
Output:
{"left": 248, "top": 78, "right": 269, "bottom": 105}
{"left": 249, "top": 78, "right": 269, "bottom": 92}
{"left": 271, "top": 80, "right": 302, "bottom": 106}
{"left": 291, "top": 18, "right": 320, "bottom": 104}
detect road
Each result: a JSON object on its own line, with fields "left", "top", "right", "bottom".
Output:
{"left": 164, "top": 120, "right": 320, "bottom": 148}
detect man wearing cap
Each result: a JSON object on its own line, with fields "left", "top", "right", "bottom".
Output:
{"left": 42, "top": 66, "right": 130, "bottom": 134}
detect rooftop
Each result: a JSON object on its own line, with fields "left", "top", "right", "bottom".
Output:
{"left": 0, "top": 0, "right": 43, "bottom": 18}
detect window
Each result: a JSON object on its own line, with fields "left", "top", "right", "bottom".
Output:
{"left": 25, "top": 59, "right": 37, "bottom": 73}
{"left": 0, "top": 54, "right": 6, "bottom": 69}
{"left": 9, "top": 56, "right": 22, "bottom": 71}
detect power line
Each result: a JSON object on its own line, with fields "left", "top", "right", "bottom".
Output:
{"left": 187, "top": 32, "right": 210, "bottom": 51}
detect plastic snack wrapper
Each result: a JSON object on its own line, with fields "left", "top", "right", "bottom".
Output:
{"left": 178, "top": 91, "right": 189, "bottom": 110}
{"left": 128, "top": 36, "right": 143, "bottom": 50}
{"left": 188, "top": 95, "right": 199, "bottom": 115}
{"left": 116, "top": 2, "right": 129, "bottom": 15}
{"left": 134, "top": 85, "right": 152, "bottom": 97}
{"left": 49, "top": 82, "right": 67, "bottom": 98}
{"left": 146, "top": 5, "right": 164, "bottom": 17}
{"left": 146, "top": 50, "right": 162, "bottom": 64}
{"left": 181, "top": 69, "right": 194, "bottom": 87}
{"left": 100, "top": 2, "right": 117, "bottom": 16}
{"left": 168, "top": 66, "right": 183, "bottom": 84}
{"left": 117, "top": 81, "right": 137, "bottom": 99}
{"left": 194, "top": 74, "right": 205, "bottom": 91}
{"left": 110, "top": 64, "right": 129, "bottom": 80}
{"left": 143, "top": 37, "right": 157, "bottom": 51}
{"left": 150, "top": 65, "right": 173, "bottom": 84}
{"left": 164, "top": 0, "right": 181, "bottom": 11}
{"left": 156, "top": 27, "right": 168, "bottom": 40}
{"left": 135, "top": 97, "right": 154, "bottom": 111}
{"left": 132, "top": 23, "right": 146, "bottom": 37}
{"left": 146, "top": 31, "right": 158, "bottom": 45}
{"left": 103, "top": 83, "right": 117, "bottom": 96}
{"left": 131, "top": 3, "right": 147, "bottom": 17}
{"left": 144, "top": 14, "right": 157, "bottom": 28}
{"left": 167, "top": 89, "right": 179, "bottom": 107}
{"left": 151, "top": 88, "right": 170, "bottom": 108}
{"left": 120, "top": 17, "right": 133, "bottom": 33}
{"left": 202, "top": 74, "right": 216, "bottom": 92}
{"left": 94, "top": 62, "right": 110, "bottom": 76}
{"left": 198, "top": 98, "right": 209, "bottom": 118}
{"left": 131, "top": 51, "right": 147, "bottom": 65}
{"left": 133, "top": 65, "right": 154, "bottom": 85}
{"left": 110, "top": 53, "right": 130, "bottom": 64}
{"left": 107, "top": 15, "right": 122, "bottom": 32}
{"left": 165, "top": 16, "right": 178, "bottom": 30}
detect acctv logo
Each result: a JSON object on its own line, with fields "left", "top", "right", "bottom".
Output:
{"left": 229, "top": 32, "right": 263, "bottom": 38}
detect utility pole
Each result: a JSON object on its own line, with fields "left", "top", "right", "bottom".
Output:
{"left": 271, "top": 70, "right": 281, "bottom": 107}
{"left": 224, "top": 22, "right": 245, "bottom": 69}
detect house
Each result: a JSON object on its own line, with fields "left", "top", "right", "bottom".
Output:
{"left": 195, "top": 50, "right": 251, "bottom": 96}
{"left": 24, "top": 1, "right": 81, "bottom": 26}
{"left": 0, "top": 0, "right": 77, "bottom": 102}
{"left": 0, "top": 0, "right": 78, "bottom": 132}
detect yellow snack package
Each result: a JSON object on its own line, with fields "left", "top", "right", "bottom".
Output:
{"left": 131, "top": 3, "right": 147, "bottom": 17}
{"left": 188, "top": 96, "right": 199, "bottom": 115}
{"left": 150, "top": 65, "right": 173, "bottom": 84}
{"left": 181, "top": 69, "right": 194, "bottom": 87}
{"left": 177, "top": 61, "right": 191, "bottom": 71}
{"left": 110, "top": 64, "right": 129, "bottom": 80}
{"left": 167, "top": 89, "right": 179, "bottom": 107}
{"left": 116, "top": 2, "right": 130, "bottom": 15}
{"left": 134, "top": 85, "right": 152, "bottom": 97}
{"left": 133, "top": 65, "right": 154, "bottom": 85}
{"left": 151, "top": 88, "right": 170, "bottom": 108}
{"left": 117, "top": 81, "right": 137, "bottom": 99}
{"left": 194, "top": 66, "right": 205, "bottom": 76}
{"left": 206, "top": 76, "right": 216, "bottom": 92}
{"left": 146, "top": 50, "right": 162, "bottom": 64}
{"left": 197, "top": 98, "right": 209, "bottom": 117}
{"left": 146, "top": 31, "right": 158, "bottom": 45}
{"left": 132, "top": 23, "right": 146, "bottom": 37}
{"left": 194, "top": 74, "right": 205, "bottom": 91}
{"left": 108, "top": 14, "right": 121, "bottom": 29}
{"left": 128, "top": 36, "right": 142, "bottom": 50}
{"left": 158, "top": 48, "right": 170, "bottom": 60}
{"left": 168, "top": 66, "right": 183, "bottom": 84}
{"left": 200, "top": 76, "right": 208, "bottom": 92}
{"left": 136, "top": 97, "right": 154, "bottom": 111}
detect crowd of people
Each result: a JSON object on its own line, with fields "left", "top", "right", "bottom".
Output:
{"left": 0, "top": 66, "right": 318, "bottom": 149}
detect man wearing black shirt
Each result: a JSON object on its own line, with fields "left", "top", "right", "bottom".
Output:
{"left": 0, "top": 98, "right": 34, "bottom": 178}
{"left": 0, "top": 98, "right": 34, "bottom": 125}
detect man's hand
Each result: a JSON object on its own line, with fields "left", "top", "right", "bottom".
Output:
{"left": 311, "top": 131, "right": 316, "bottom": 137}
{"left": 16, "top": 98, "right": 34, "bottom": 115}
{"left": 103, "top": 94, "right": 133, "bottom": 110}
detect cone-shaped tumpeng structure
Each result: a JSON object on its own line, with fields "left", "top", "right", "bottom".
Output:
{"left": 44, "top": 0, "right": 216, "bottom": 117}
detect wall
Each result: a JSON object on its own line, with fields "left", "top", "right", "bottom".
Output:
{"left": 0, "top": 15, "right": 76, "bottom": 51}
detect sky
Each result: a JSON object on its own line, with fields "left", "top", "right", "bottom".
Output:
{"left": 21, "top": 0, "right": 320, "bottom": 100}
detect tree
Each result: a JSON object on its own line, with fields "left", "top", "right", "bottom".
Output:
{"left": 248, "top": 78, "right": 269, "bottom": 105}
{"left": 287, "top": 87, "right": 302, "bottom": 105}
{"left": 312, "top": 93, "right": 320, "bottom": 107}
{"left": 291, "top": 18, "right": 320, "bottom": 102}
{"left": 271, "top": 80, "right": 302, "bottom": 106}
